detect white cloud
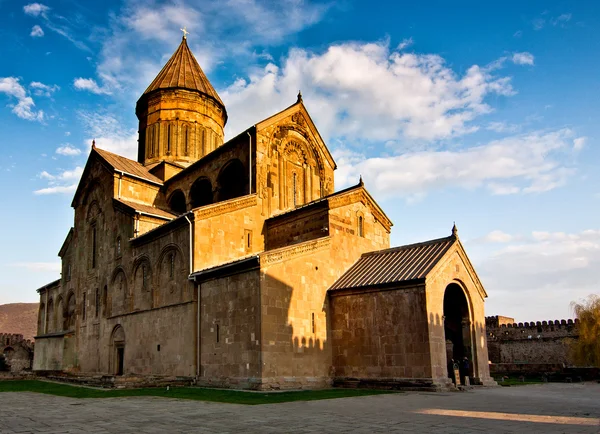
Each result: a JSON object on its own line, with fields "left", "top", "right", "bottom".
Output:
{"left": 0, "top": 77, "right": 44, "bottom": 121}
{"left": 34, "top": 166, "right": 83, "bottom": 195}
{"left": 486, "top": 121, "right": 520, "bottom": 133}
{"left": 24, "top": 2, "right": 89, "bottom": 51}
{"left": 334, "top": 129, "right": 581, "bottom": 199}
{"left": 222, "top": 41, "right": 516, "bottom": 142}
{"left": 56, "top": 145, "right": 82, "bottom": 156}
{"left": 34, "top": 185, "right": 78, "bottom": 195}
{"left": 573, "top": 137, "right": 586, "bottom": 152}
{"left": 73, "top": 78, "right": 111, "bottom": 95}
{"left": 551, "top": 13, "right": 572, "bottom": 27}
{"left": 397, "top": 37, "right": 414, "bottom": 50}
{"left": 23, "top": 3, "right": 50, "bottom": 17}
{"left": 513, "top": 30, "right": 523, "bottom": 38}
{"left": 65, "top": 131, "right": 71, "bottom": 136}
{"left": 78, "top": 110, "right": 138, "bottom": 159}
{"left": 482, "top": 230, "right": 514, "bottom": 243}
{"left": 30, "top": 25, "right": 44, "bottom": 37}
{"left": 9, "top": 262, "right": 60, "bottom": 272}
{"left": 479, "top": 229, "right": 600, "bottom": 320}
{"left": 30, "top": 81, "right": 59, "bottom": 97}
{"left": 512, "top": 52, "right": 535, "bottom": 66}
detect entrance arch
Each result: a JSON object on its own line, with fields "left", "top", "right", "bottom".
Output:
{"left": 443, "top": 283, "right": 474, "bottom": 378}
{"left": 110, "top": 325, "right": 125, "bottom": 376}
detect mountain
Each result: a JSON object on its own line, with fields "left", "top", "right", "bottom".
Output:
{"left": 0, "top": 303, "right": 39, "bottom": 341}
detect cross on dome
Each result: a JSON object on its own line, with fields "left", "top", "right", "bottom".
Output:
{"left": 180, "top": 27, "right": 189, "bottom": 39}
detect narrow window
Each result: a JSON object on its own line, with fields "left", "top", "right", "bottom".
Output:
{"left": 216, "top": 324, "right": 220, "bottom": 343}
{"left": 244, "top": 229, "right": 252, "bottom": 252}
{"left": 293, "top": 172, "right": 297, "bottom": 207}
{"left": 82, "top": 292, "right": 87, "bottom": 320}
{"left": 91, "top": 226, "right": 97, "bottom": 268}
{"left": 183, "top": 126, "right": 188, "bottom": 155}
{"left": 358, "top": 216, "right": 364, "bottom": 237}
{"left": 102, "top": 285, "right": 107, "bottom": 315}
{"left": 67, "top": 264, "right": 72, "bottom": 281}
{"left": 151, "top": 125, "right": 155, "bottom": 157}
{"left": 142, "top": 264, "right": 148, "bottom": 289}
{"left": 116, "top": 237, "right": 122, "bottom": 257}
{"left": 169, "top": 253, "right": 175, "bottom": 279}
{"left": 312, "top": 312, "right": 315, "bottom": 334}
{"left": 157, "top": 344, "right": 161, "bottom": 352}
{"left": 95, "top": 289, "right": 100, "bottom": 317}
{"left": 167, "top": 124, "right": 171, "bottom": 154}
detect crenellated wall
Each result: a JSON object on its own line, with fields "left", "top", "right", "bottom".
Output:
{"left": 485, "top": 316, "right": 579, "bottom": 365}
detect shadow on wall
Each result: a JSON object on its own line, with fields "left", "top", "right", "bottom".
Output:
{"left": 261, "top": 272, "right": 331, "bottom": 386}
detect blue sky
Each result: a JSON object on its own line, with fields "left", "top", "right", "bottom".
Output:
{"left": 0, "top": 0, "right": 598, "bottom": 321}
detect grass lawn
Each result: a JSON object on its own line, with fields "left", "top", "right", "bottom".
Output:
{"left": 496, "top": 377, "right": 544, "bottom": 387}
{"left": 0, "top": 380, "right": 396, "bottom": 405}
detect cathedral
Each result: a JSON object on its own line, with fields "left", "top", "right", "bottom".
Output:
{"left": 33, "top": 36, "right": 495, "bottom": 390}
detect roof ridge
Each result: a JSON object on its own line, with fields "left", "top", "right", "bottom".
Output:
{"left": 363, "top": 235, "right": 456, "bottom": 257}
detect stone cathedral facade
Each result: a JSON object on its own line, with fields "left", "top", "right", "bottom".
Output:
{"left": 33, "top": 37, "right": 495, "bottom": 390}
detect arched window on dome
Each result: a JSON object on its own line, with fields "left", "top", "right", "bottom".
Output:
{"left": 166, "top": 124, "right": 172, "bottom": 155}
{"left": 183, "top": 125, "right": 189, "bottom": 156}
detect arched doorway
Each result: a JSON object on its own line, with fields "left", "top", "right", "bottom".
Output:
{"left": 168, "top": 190, "right": 187, "bottom": 214}
{"left": 190, "top": 178, "right": 213, "bottom": 208}
{"left": 110, "top": 325, "right": 125, "bottom": 376}
{"left": 443, "top": 283, "right": 474, "bottom": 378}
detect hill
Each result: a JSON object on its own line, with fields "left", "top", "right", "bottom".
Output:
{"left": 0, "top": 303, "right": 39, "bottom": 341}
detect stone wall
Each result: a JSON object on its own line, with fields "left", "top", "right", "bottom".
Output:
{"left": 330, "top": 284, "right": 431, "bottom": 381}
{"left": 486, "top": 317, "right": 579, "bottom": 365}
{"left": 265, "top": 202, "right": 329, "bottom": 250}
{"left": 33, "top": 334, "right": 63, "bottom": 371}
{"left": 1, "top": 333, "right": 34, "bottom": 372}
{"left": 198, "top": 269, "right": 261, "bottom": 389}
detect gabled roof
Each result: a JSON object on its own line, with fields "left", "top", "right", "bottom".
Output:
{"left": 58, "top": 228, "right": 74, "bottom": 257}
{"left": 255, "top": 95, "right": 336, "bottom": 170}
{"left": 113, "top": 198, "right": 176, "bottom": 220}
{"left": 330, "top": 235, "right": 456, "bottom": 291}
{"left": 141, "top": 37, "right": 224, "bottom": 108}
{"left": 72, "top": 146, "right": 163, "bottom": 208}
{"left": 94, "top": 147, "right": 163, "bottom": 184}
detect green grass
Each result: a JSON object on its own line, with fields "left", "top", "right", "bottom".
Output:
{"left": 0, "top": 380, "right": 395, "bottom": 405}
{"left": 496, "top": 377, "right": 544, "bottom": 387}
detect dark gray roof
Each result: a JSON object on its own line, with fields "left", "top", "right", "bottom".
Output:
{"left": 330, "top": 235, "right": 456, "bottom": 291}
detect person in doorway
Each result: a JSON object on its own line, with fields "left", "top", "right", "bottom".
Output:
{"left": 461, "top": 357, "right": 470, "bottom": 384}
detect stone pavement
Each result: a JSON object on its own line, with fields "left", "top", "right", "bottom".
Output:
{"left": 1, "top": 383, "right": 599, "bottom": 433}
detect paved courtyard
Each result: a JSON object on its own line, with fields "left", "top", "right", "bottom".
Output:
{"left": 1, "top": 383, "right": 599, "bottom": 433}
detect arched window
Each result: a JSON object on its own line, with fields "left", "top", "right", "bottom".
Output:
{"left": 168, "top": 190, "right": 187, "bottom": 214}
{"left": 190, "top": 178, "right": 212, "bottom": 208}
{"left": 167, "top": 124, "right": 171, "bottom": 155}
{"left": 293, "top": 173, "right": 298, "bottom": 207}
{"left": 91, "top": 225, "right": 97, "bottom": 268}
{"left": 183, "top": 125, "right": 189, "bottom": 156}
{"left": 217, "top": 159, "right": 247, "bottom": 202}
{"left": 65, "top": 293, "right": 76, "bottom": 330}
{"left": 358, "top": 215, "right": 364, "bottom": 237}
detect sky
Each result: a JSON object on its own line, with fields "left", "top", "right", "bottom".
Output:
{"left": 0, "top": 0, "right": 598, "bottom": 322}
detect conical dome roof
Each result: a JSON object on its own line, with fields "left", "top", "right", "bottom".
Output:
{"left": 142, "top": 37, "right": 224, "bottom": 107}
